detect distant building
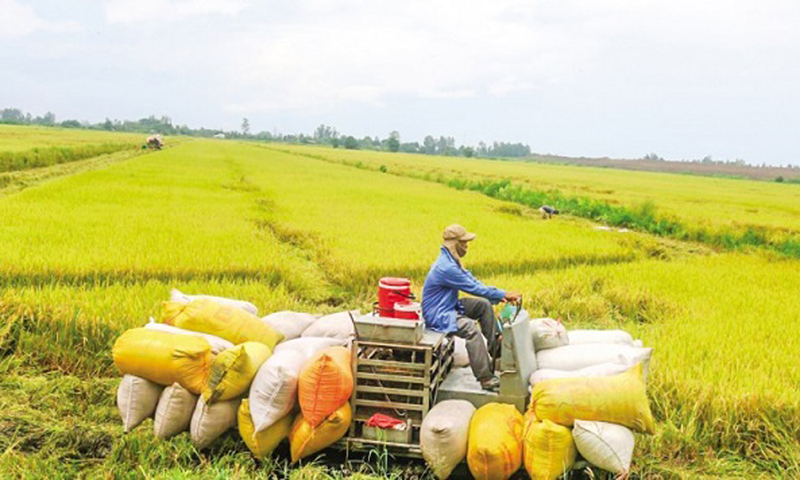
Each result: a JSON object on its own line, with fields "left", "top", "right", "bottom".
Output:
{"left": 213, "top": 133, "right": 226, "bottom": 139}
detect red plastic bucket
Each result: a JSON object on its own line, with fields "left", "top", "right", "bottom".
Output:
{"left": 394, "top": 301, "right": 421, "bottom": 320}
{"left": 378, "top": 277, "right": 412, "bottom": 317}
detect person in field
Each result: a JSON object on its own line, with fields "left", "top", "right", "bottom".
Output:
{"left": 539, "top": 204, "right": 559, "bottom": 219}
{"left": 421, "top": 224, "right": 521, "bottom": 392}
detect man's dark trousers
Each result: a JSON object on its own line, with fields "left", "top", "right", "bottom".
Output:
{"left": 455, "top": 297, "right": 498, "bottom": 382}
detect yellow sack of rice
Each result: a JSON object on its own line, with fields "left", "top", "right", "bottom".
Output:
{"left": 522, "top": 409, "right": 537, "bottom": 438}
{"left": 162, "top": 299, "right": 283, "bottom": 349}
{"left": 238, "top": 399, "right": 293, "bottom": 459}
{"left": 523, "top": 420, "right": 577, "bottom": 480}
{"left": 467, "top": 403, "right": 524, "bottom": 480}
{"left": 203, "top": 342, "right": 272, "bottom": 403}
{"left": 289, "top": 402, "right": 351, "bottom": 463}
{"left": 531, "top": 364, "right": 655, "bottom": 434}
{"left": 113, "top": 328, "right": 213, "bottom": 394}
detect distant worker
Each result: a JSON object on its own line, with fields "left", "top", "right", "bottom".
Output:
{"left": 421, "top": 224, "right": 521, "bottom": 392}
{"left": 539, "top": 205, "right": 559, "bottom": 219}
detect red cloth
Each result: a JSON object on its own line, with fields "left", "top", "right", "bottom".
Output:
{"left": 365, "top": 413, "right": 405, "bottom": 430}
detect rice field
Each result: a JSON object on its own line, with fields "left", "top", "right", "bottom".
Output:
{"left": 1, "top": 127, "right": 798, "bottom": 478}
{"left": 273, "top": 144, "right": 800, "bottom": 249}
{"left": 0, "top": 125, "right": 142, "bottom": 151}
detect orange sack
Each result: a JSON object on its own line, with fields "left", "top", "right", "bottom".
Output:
{"left": 297, "top": 346, "right": 353, "bottom": 428}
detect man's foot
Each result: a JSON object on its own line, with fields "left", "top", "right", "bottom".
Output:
{"left": 480, "top": 375, "right": 500, "bottom": 392}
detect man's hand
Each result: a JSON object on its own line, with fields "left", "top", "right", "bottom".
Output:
{"left": 504, "top": 292, "right": 522, "bottom": 303}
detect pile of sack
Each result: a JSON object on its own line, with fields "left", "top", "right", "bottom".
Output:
{"left": 527, "top": 317, "right": 652, "bottom": 386}
{"left": 421, "top": 364, "right": 653, "bottom": 479}
{"left": 420, "top": 317, "right": 654, "bottom": 479}
{"left": 112, "top": 289, "right": 358, "bottom": 461}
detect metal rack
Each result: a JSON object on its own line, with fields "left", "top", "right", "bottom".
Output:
{"left": 343, "top": 316, "right": 454, "bottom": 456}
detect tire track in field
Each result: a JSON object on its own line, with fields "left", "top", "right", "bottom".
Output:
{"left": 220, "top": 159, "right": 351, "bottom": 306}
{"left": 0, "top": 144, "right": 174, "bottom": 197}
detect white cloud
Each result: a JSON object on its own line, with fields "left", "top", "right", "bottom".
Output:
{"left": 218, "top": 1, "right": 595, "bottom": 113}
{"left": 6, "top": 0, "right": 800, "bottom": 163}
{"left": 0, "top": 0, "right": 79, "bottom": 38}
{"left": 212, "top": 0, "right": 800, "bottom": 114}
{"left": 105, "top": 0, "right": 249, "bottom": 24}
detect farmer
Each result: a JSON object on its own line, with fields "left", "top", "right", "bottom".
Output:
{"left": 421, "top": 224, "right": 521, "bottom": 392}
{"left": 539, "top": 205, "right": 559, "bottom": 219}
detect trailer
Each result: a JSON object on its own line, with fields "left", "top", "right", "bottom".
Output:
{"left": 339, "top": 305, "right": 535, "bottom": 458}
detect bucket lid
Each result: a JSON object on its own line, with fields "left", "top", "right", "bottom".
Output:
{"left": 394, "top": 301, "right": 420, "bottom": 312}
{"left": 380, "top": 277, "right": 411, "bottom": 287}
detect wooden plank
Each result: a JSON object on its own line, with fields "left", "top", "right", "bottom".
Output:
{"left": 349, "top": 341, "right": 359, "bottom": 439}
{"left": 344, "top": 437, "right": 423, "bottom": 453}
{"left": 357, "top": 372, "right": 426, "bottom": 384}
{"left": 355, "top": 399, "right": 425, "bottom": 411}
{"left": 358, "top": 358, "right": 427, "bottom": 371}
{"left": 423, "top": 347, "right": 432, "bottom": 415}
{"left": 355, "top": 385, "right": 426, "bottom": 397}
{"left": 355, "top": 340, "right": 431, "bottom": 351}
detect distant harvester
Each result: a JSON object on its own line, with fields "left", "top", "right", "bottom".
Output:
{"left": 146, "top": 135, "right": 163, "bottom": 150}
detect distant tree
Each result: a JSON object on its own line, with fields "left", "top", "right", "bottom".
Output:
{"left": 343, "top": 135, "right": 358, "bottom": 149}
{"left": 61, "top": 119, "right": 81, "bottom": 128}
{"left": 102, "top": 118, "right": 114, "bottom": 130}
{"left": 437, "top": 136, "right": 456, "bottom": 156}
{"left": 400, "top": 142, "right": 421, "bottom": 153}
{"left": 477, "top": 141, "right": 488, "bottom": 157}
{"left": 241, "top": 118, "right": 250, "bottom": 136}
{"left": 776, "top": 176, "right": 785, "bottom": 183}
{"left": 486, "top": 141, "right": 531, "bottom": 158}
{"left": 360, "top": 136, "right": 374, "bottom": 149}
{"left": 423, "top": 135, "right": 436, "bottom": 154}
{"left": 43, "top": 111, "right": 56, "bottom": 125}
{"left": 702, "top": 155, "right": 713, "bottom": 164}
{"left": 314, "top": 124, "right": 338, "bottom": 144}
{"left": 387, "top": 131, "right": 400, "bottom": 152}
{"left": 1, "top": 108, "right": 25, "bottom": 123}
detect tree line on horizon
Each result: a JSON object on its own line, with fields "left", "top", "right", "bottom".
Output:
{"left": 0, "top": 108, "right": 532, "bottom": 159}
{"left": 2, "top": 107, "right": 798, "bottom": 172}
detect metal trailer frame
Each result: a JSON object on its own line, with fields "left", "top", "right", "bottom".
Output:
{"left": 338, "top": 311, "right": 535, "bottom": 458}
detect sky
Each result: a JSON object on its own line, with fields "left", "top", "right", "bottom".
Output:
{"left": 2, "top": 0, "right": 799, "bottom": 166}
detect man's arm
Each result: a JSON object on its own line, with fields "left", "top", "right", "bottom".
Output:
{"left": 438, "top": 265, "right": 506, "bottom": 303}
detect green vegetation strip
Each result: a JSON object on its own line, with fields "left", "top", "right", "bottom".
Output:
{"left": 0, "top": 142, "right": 138, "bottom": 173}
{"left": 266, "top": 146, "right": 800, "bottom": 258}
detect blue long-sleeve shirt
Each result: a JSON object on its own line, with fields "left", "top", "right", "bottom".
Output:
{"left": 421, "top": 246, "right": 506, "bottom": 333}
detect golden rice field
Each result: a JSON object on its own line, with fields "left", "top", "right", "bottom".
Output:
{"left": 274, "top": 144, "right": 800, "bottom": 246}
{"left": 1, "top": 127, "right": 798, "bottom": 478}
{"left": 0, "top": 125, "right": 142, "bottom": 151}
